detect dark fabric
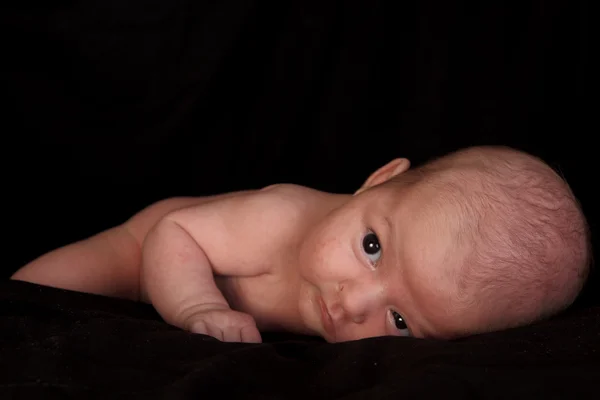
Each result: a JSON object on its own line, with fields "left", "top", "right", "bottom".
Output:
{"left": 2, "top": 280, "right": 600, "bottom": 399}
{"left": 2, "top": 0, "right": 597, "bottom": 398}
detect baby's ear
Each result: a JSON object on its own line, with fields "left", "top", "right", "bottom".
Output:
{"left": 355, "top": 158, "right": 410, "bottom": 195}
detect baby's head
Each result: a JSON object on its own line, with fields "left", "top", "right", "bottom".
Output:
{"left": 298, "top": 146, "right": 590, "bottom": 342}
{"left": 406, "top": 146, "right": 591, "bottom": 335}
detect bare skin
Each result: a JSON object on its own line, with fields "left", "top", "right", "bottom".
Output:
{"left": 13, "top": 157, "right": 442, "bottom": 343}
{"left": 12, "top": 147, "right": 586, "bottom": 343}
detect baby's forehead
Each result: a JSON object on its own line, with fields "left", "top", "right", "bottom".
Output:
{"left": 382, "top": 180, "right": 470, "bottom": 269}
{"left": 377, "top": 175, "right": 470, "bottom": 220}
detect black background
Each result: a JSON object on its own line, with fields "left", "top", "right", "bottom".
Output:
{"left": 1, "top": 1, "right": 597, "bottom": 398}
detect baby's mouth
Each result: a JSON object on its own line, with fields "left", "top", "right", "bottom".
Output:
{"left": 318, "top": 296, "right": 336, "bottom": 340}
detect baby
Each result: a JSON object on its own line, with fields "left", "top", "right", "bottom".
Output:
{"left": 11, "top": 146, "right": 591, "bottom": 343}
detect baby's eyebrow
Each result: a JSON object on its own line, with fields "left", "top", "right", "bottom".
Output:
{"left": 382, "top": 215, "right": 396, "bottom": 246}
{"left": 382, "top": 215, "right": 393, "bottom": 233}
{"left": 404, "top": 311, "right": 436, "bottom": 339}
{"left": 382, "top": 214, "right": 403, "bottom": 271}
{"left": 414, "top": 322, "right": 436, "bottom": 339}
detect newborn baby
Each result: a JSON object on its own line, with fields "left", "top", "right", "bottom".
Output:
{"left": 12, "top": 146, "right": 591, "bottom": 343}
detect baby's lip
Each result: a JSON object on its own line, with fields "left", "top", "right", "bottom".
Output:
{"left": 318, "top": 296, "right": 336, "bottom": 340}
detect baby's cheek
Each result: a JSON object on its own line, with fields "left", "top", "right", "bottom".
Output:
{"left": 303, "top": 224, "right": 350, "bottom": 282}
{"left": 299, "top": 239, "right": 329, "bottom": 283}
{"left": 307, "top": 235, "right": 335, "bottom": 274}
{"left": 314, "top": 246, "right": 348, "bottom": 281}
{"left": 308, "top": 249, "right": 331, "bottom": 281}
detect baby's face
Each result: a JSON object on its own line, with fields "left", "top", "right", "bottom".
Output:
{"left": 297, "top": 180, "right": 476, "bottom": 342}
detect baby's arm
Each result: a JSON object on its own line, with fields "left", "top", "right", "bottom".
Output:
{"left": 10, "top": 196, "right": 224, "bottom": 301}
{"left": 140, "top": 214, "right": 261, "bottom": 343}
{"left": 12, "top": 188, "right": 282, "bottom": 343}
{"left": 10, "top": 223, "right": 141, "bottom": 300}
{"left": 12, "top": 189, "right": 276, "bottom": 343}
{"left": 137, "top": 190, "right": 286, "bottom": 343}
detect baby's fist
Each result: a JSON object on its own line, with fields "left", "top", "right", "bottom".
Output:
{"left": 186, "top": 307, "right": 262, "bottom": 343}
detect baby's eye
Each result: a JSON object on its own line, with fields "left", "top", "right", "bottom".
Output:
{"left": 362, "top": 232, "right": 382, "bottom": 264}
{"left": 390, "top": 310, "right": 410, "bottom": 336}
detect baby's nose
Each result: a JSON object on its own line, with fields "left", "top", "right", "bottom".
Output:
{"left": 336, "top": 278, "right": 384, "bottom": 324}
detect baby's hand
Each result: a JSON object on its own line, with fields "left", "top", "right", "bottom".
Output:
{"left": 183, "top": 306, "right": 262, "bottom": 343}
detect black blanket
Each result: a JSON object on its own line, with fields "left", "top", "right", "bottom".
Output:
{"left": 2, "top": 1, "right": 597, "bottom": 398}
{"left": 3, "top": 280, "right": 600, "bottom": 399}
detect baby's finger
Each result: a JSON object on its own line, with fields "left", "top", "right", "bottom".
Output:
{"left": 205, "top": 324, "right": 224, "bottom": 341}
{"left": 189, "top": 320, "right": 209, "bottom": 335}
{"left": 240, "top": 325, "right": 262, "bottom": 343}
{"left": 222, "top": 326, "right": 242, "bottom": 343}
{"left": 190, "top": 320, "right": 223, "bottom": 341}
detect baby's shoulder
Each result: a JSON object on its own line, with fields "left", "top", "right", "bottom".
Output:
{"left": 170, "top": 184, "right": 326, "bottom": 227}
{"left": 175, "top": 184, "right": 327, "bottom": 276}
{"left": 257, "top": 183, "right": 330, "bottom": 215}
{"left": 259, "top": 183, "right": 322, "bottom": 200}
{"left": 204, "top": 183, "right": 330, "bottom": 234}
{"left": 167, "top": 184, "right": 331, "bottom": 236}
